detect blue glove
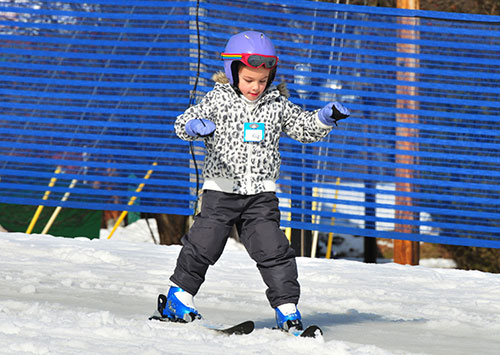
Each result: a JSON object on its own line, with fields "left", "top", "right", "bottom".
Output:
{"left": 318, "top": 102, "right": 350, "bottom": 126}
{"left": 185, "top": 119, "right": 216, "bottom": 137}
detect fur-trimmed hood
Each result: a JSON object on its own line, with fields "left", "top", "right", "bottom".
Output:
{"left": 211, "top": 71, "right": 290, "bottom": 98}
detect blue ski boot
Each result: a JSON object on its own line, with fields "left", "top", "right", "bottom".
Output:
{"left": 150, "top": 286, "right": 201, "bottom": 323}
{"left": 275, "top": 303, "right": 303, "bottom": 334}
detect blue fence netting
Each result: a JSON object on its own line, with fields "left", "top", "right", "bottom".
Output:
{"left": 0, "top": 0, "right": 499, "bottom": 248}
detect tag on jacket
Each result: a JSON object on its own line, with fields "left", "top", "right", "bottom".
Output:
{"left": 243, "top": 123, "right": 265, "bottom": 142}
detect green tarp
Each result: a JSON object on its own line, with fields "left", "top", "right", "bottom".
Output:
{"left": 0, "top": 204, "right": 101, "bottom": 239}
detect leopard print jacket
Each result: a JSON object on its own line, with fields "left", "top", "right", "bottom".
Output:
{"left": 175, "top": 72, "right": 333, "bottom": 195}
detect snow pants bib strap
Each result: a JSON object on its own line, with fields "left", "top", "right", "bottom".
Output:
{"left": 170, "top": 190, "right": 300, "bottom": 308}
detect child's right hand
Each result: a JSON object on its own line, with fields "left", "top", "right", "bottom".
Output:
{"left": 185, "top": 119, "right": 216, "bottom": 137}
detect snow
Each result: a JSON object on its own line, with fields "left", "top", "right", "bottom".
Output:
{"left": 1, "top": 220, "right": 500, "bottom": 355}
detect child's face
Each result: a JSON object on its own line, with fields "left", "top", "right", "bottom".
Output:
{"left": 237, "top": 65, "right": 270, "bottom": 101}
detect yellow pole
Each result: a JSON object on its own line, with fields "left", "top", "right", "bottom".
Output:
{"left": 325, "top": 177, "right": 341, "bottom": 259}
{"left": 107, "top": 162, "right": 158, "bottom": 239}
{"left": 41, "top": 178, "right": 78, "bottom": 235}
{"left": 285, "top": 197, "right": 292, "bottom": 242}
{"left": 26, "top": 166, "right": 62, "bottom": 234}
{"left": 285, "top": 227, "right": 291, "bottom": 242}
{"left": 310, "top": 187, "right": 320, "bottom": 258}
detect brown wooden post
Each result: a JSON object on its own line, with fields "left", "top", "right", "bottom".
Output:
{"left": 394, "top": 0, "right": 420, "bottom": 265}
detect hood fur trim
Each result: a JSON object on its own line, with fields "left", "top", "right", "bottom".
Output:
{"left": 276, "top": 82, "right": 289, "bottom": 98}
{"left": 212, "top": 71, "right": 229, "bottom": 84}
{"left": 211, "top": 71, "right": 290, "bottom": 98}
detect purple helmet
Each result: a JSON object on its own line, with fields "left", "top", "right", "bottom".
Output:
{"left": 222, "top": 31, "right": 277, "bottom": 86}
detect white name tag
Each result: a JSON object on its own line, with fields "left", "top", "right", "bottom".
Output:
{"left": 243, "top": 122, "right": 265, "bottom": 142}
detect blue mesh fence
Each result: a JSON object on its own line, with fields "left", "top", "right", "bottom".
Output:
{"left": 0, "top": 0, "right": 499, "bottom": 248}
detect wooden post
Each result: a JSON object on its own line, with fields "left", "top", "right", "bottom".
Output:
{"left": 394, "top": 0, "right": 420, "bottom": 265}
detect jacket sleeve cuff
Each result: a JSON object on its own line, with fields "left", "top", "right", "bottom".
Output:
{"left": 316, "top": 111, "right": 334, "bottom": 129}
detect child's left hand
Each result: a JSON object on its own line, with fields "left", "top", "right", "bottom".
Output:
{"left": 318, "top": 102, "right": 350, "bottom": 126}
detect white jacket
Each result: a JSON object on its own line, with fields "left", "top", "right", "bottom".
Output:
{"left": 175, "top": 72, "right": 333, "bottom": 195}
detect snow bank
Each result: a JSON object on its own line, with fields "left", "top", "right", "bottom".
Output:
{"left": 1, "top": 225, "right": 500, "bottom": 354}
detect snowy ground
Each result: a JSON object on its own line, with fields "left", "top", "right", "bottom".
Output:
{"left": 1, "top": 220, "right": 500, "bottom": 355}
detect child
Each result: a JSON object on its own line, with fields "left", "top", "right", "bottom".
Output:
{"left": 152, "top": 31, "right": 350, "bottom": 332}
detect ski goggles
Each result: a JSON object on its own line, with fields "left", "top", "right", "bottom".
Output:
{"left": 221, "top": 53, "right": 278, "bottom": 69}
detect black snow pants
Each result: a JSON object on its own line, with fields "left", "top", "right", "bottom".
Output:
{"left": 170, "top": 190, "right": 300, "bottom": 308}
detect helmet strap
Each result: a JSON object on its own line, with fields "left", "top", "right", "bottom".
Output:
{"left": 267, "top": 67, "right": 277, "bottom": 88}
{"left": 230, "top": 61, "right": 241, "bottom": 87}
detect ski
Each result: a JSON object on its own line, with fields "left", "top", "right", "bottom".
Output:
{"left": 150, "top": 312, "right": 319, "bottom": 337}
{"left": 149, "top": 313, "right": 254, "bottom": 336}
{"left": 279, "top": 324, "right": 323, "bottom": 338}
{"left": 206, "top": 320, "right": 255, "bottom": 335}
{"left": 299, "top": 325, "right": 323, "bottom": 338}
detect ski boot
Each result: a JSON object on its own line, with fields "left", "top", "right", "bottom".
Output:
{"left": 150, "top": 286, "right": 201, "bottom": 323}
{"left": 275, "top": 303, "right": 303, "bottom": 334}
